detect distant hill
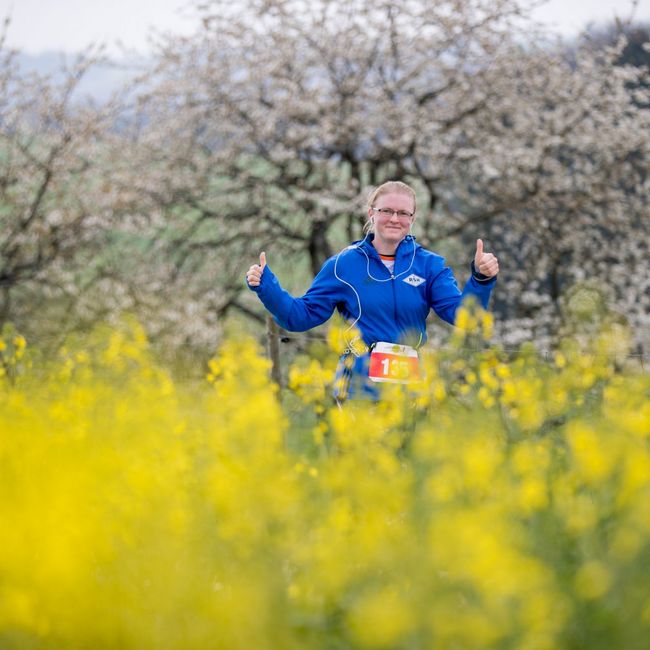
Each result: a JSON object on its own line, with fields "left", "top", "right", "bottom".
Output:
{"left": 16, "top": 51, "right": 142, "bottom": 103}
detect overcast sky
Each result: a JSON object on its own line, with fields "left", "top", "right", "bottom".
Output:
{"left": 0, "top": 0, "right": 648, "bottom": 56}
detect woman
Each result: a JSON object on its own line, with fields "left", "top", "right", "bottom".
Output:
{"left": 246, "top": 181, "right": 499, "bottom": 401}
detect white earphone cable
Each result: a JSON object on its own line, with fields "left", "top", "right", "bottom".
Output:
{"left": 332, "top": 234, "right": 417, "bottom": 342}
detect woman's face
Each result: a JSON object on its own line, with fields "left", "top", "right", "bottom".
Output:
{"left": 369, "top": 191, "right": 415, "bottom": 249}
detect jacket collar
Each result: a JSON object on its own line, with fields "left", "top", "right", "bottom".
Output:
{"left": 357, "top": 234, "right": 418, "bottom": 260}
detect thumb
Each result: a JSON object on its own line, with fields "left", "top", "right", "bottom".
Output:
{"left": 259, "top": 251, "right": 267, "bottom": 269}
{"left": 475, "top": 238, "right": 484, "bottom": 260}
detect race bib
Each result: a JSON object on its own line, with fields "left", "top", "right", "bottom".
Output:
{"left": 368, "top": 342, "right": 420, "bottom": 383}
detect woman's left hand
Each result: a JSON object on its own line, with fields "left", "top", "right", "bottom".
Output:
{"left": 474, "top": 239, "right": 499, "bottom": 278}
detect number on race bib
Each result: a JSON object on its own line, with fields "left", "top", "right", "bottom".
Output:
{"left": 369, "top": 342, "right": 420, "bottom": 384}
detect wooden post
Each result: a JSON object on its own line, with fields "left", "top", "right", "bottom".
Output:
{"left": 266, "top": 315, "right": 282, "bottom": 387}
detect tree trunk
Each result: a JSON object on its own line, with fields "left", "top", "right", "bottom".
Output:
{"left": 308, "top": 220, "right": 333, "bottom": 278}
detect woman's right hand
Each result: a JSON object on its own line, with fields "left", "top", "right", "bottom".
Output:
{"left": 246, "top": 252, "right": 267, "bottom": 287}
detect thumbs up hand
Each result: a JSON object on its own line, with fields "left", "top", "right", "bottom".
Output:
{"left": 474, "top": 239, "right": 499, "bottom": 278}
{"left": 246, "top": 252, "right": 267, "bottom": 287}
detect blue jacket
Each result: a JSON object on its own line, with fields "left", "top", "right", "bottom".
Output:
{"left": 248, "top": 235, "right": 496, "bottom": 398}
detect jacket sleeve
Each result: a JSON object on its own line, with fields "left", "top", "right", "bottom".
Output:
{"left": 428, "top": 261, "right": 496, "bottom": 325}
{"left": 247, "top": 258, "right": 341, "bottom": 331}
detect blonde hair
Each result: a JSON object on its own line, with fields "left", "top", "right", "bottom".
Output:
{"left": 364, "top": 180, "right": 416, "bottom": 234}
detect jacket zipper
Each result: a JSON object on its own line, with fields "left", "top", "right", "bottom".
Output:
{"left": 373, "top": 245, "right": 399, "bottom": 329}
{"left": 391, "top": 276, "right": 398, "bottom": 325}
{"left": 390, "top": 251, "right": 398, "bottom": 325}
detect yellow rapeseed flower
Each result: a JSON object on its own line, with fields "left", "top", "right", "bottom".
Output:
{"left": 0, "top": 320, "right": 648, "bottom": 648}
{"left": 575, "top": 561, "right": 611, "bottom": 600}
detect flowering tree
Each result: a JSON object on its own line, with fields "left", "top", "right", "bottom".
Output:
{"left": 121, "top": 0, "right": 650, "bottom": 353}
{"left": 2, "top": 3, "right": 649, "bottom": 356}
{"left": 0, "top": 28, "right": 128, "bottom": 349}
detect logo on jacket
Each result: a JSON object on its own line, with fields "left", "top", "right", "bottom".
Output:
{"left": 403, "top": 274, "right": 425, "bottom": 287}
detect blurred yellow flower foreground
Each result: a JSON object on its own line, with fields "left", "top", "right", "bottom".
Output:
{"left": 1, "top": 316, "right": 649, "bottom": 649}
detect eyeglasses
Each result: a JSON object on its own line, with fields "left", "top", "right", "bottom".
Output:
{"left": 371, "top": 207, "right": 414, "bottom": 219}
